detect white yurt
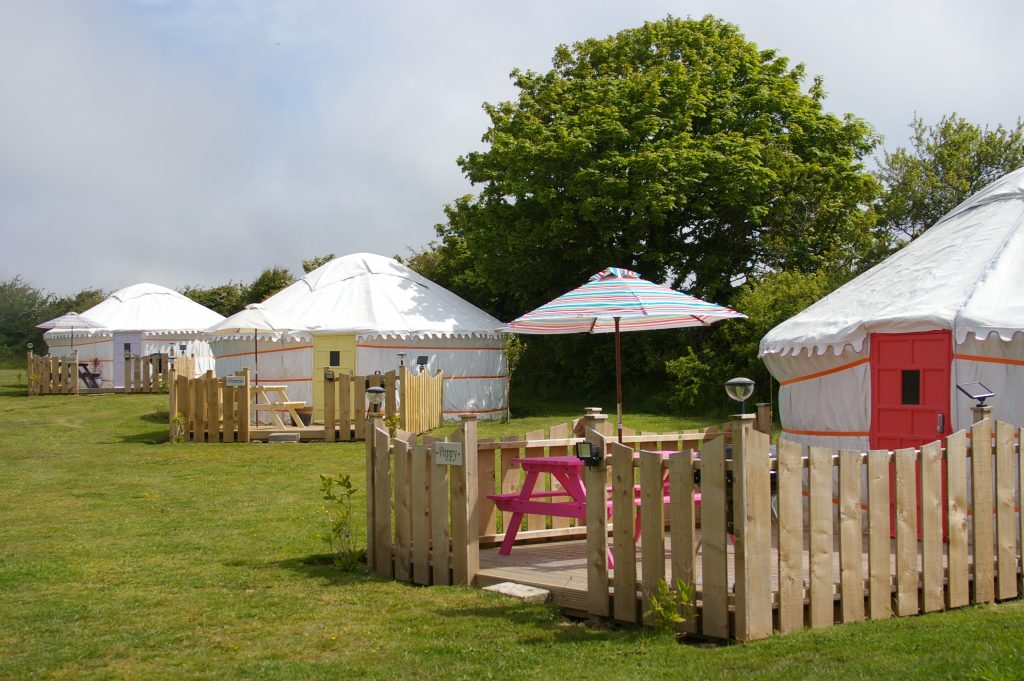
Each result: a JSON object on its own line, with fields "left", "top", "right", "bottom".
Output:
{"left": 44, "top": 283, "right": 224, "bottom": 388}
{"left": 760, "top": 166, "right": 1024, "bottom": 452}
{"left": 210, "top": 253, "right": 507, "bottom": 420}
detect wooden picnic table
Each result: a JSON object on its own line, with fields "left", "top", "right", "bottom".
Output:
{"left": 253, "top": 384, "right": 305, "bottom": 429}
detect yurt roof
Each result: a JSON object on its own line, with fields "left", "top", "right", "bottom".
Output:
{"left": 56, "top": 283, "right": 225, "bottom": 334}
{"left": 761, "top": 166, "right": 1024, "bottom": 357}
{"left": 259, "top": 253, "right": 503, "bottom": 338}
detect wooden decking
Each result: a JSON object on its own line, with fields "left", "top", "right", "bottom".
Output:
{"left": 475, "top": 532, "right": 994, "bottom": 621}
{"left": 248, "top": 424, "right": 352, "bottom": 442}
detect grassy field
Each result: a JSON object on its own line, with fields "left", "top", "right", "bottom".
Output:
{"left": 1, "top": 368, "right": 1023, "bottom": 680}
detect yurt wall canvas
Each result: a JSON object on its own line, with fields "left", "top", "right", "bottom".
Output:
{"left": 760, "top": 166, "right": 1024, "bottom": 451}
{"left": 44, "top": 283, "right": 224, "bottom": 389}
{"left": 355, "top": 335, "right": 506, "bottom": 419}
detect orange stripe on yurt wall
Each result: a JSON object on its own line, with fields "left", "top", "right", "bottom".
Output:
{"left": 779, "top": 357, "right": 869, "bottom": 386}
{"left": 44, "top": 338, "right": 110, "bottom": 348}
{"left": 782, "top": 428, "right": 869, "bottom": 437}
{"left": 443, "top": 375, "right": 507, "bottom": 381}
{"left": 955, "top": 353, "right": 1024, "bottom": 367}
{"left": 216, "top": 344, "right": 312, "bottom": 359}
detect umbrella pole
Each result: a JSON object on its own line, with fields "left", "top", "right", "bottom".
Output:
{"left": 615, "top": 317, "right": 623, "bottom": 442}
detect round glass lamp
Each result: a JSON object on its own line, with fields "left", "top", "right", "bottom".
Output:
{"left": 724, "top": 377, "right": 755, "bottom": 414}
{"left": 366, "top": 386, "right": 386, "bottom": 414}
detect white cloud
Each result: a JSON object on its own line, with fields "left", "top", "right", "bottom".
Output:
{"left": 1, "top": 1, "right": 1021, "bottom": 295}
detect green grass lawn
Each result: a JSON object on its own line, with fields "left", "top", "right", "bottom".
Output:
{"left": 1, "top": 369, "right": 1022, "bottom": 680}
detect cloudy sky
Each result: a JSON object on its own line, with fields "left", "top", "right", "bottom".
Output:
{"left": 2, "top": 1, "right": 1022, "bottom": 296}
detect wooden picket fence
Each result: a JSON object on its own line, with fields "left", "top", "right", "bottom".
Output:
{"left": 121, "top": 354, "right": 171, "bottom": 393}
{"left": 323, "top": 368, "right": 443, "bottom": 441}
{"left": 399, "top": 367, "right": 444, "bottom": 434}
{"left": 27, "top": 351, "right": 171, "bottom": 395}
{"left": 27, "top": 351, "right": 80, "bottom": 395}
{"left": 365, "top": 408, "right": 1024, "bottom": 642}
{"left": 169, "top": 369, "right": 252, "bottom": 443}
{"left": 365, "top": 413, "right": 730, "bottom": 586}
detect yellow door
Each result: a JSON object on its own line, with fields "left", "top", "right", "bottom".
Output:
{"left": 312, "top": 334, "right": 356, "bottom": 421}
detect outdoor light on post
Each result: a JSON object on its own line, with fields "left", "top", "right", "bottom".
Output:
{"left": 397, "top": 352, "right": 406, "bottom": 368}
{"left": 957, "top": 381, "right": 994, "bottom": 407}
{"left": 366, "top": 386, "right": 386, "bottom": 414}
{"left": 323, "top": 367, "right": 334, "bottom": 381}
{"left": 26, "top": 342, "right": 33, "bottom": 353}
{"left": 725, "top": 377, "right": 756, "bottom": 415}
{"left": 416, "top": 355, "right": 428, "bottom": 374}
{"left": 958, "top": 381, "right": 995, "bottom": 424}
{"left": 124, "top": 348, "right": 131, "bottom": 361}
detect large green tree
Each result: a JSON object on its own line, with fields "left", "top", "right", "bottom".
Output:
{"left": 875, "top": 113, "right": 1024, "bottom": 242}
{"left": 436, "top": 15, "right": 881, "bottom": 318}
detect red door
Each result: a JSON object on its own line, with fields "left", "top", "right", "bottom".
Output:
{"left": 870, "top": 331, "right": 952, "bottom": 450}
{"left": 871, "top": 330, "right": 952, "bottom": 538}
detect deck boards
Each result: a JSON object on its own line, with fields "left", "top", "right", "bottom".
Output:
{"left": 476, "top": 532, "right": 954, "bottom": 620}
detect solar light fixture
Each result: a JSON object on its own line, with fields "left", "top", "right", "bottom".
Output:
{"left": 575, "top": 441, "right": 603, "bottom": 468}
{"left": 725, "top": 376, "right": 756, "bottom": 414}
{"left": 957, "top": 382, "right": 994, "bottom": 407}
{"left": 323, "top": 367, "right": 334, "bottom": 380}
{"left": 366, "top": 386, "right": 386, "bottom": 414}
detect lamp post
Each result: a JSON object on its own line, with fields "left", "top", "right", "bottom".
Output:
{"left": 725, "top": 377, "right": 755, "bottom": 415}
{"left": 366, "top": 386, "right": 386, "bottom": 415}
{"left": 957, "top": 381, "right": 995, "bottom": 424}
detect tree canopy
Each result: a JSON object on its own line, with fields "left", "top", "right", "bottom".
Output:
{"left": 0, "top": 277, "right": 107, "bottom": 360}
{"left": 435, "top": 15, "right": 881, "bottom": 318}
{"left": 874, "top": 113, "right": 1024, "bottom": 242}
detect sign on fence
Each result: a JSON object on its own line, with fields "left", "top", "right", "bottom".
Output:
{"left": 434, "top": 442, "right": 464, "bottom": 466}
{"left": 224, "top": 375, "right": 246, "bottom": 388}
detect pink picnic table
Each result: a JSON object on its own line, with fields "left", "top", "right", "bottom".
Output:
{"left": 487, "top": 453, "right": 692, "bottom": 562}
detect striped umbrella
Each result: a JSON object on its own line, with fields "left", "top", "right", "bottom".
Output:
{"left": 501, "top": 267, "right": 746, "bottom": 439}
{"left": 36, "top": 311, "right": 107, "bottom": 352}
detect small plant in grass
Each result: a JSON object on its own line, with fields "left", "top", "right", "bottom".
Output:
{"left": 171, "top": 412, "right": 187, "bottom": 443}
{"left": 646, "top": 578, "right": 696, "bottom": 638}
{"left": 383, "top": 413, "right": 401, "bottom": 437}
{"left": 318, "top": 472, "right": 362, "bottom": 570}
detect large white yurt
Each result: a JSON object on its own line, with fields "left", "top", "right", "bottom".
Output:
{"left": 210, "top": 253, "right": 507, "bottom": 420}
{"left": 760, "top": 167, "right": 1024, "bottom": 452}
{"left": 44, "top": 283, "right": 224, "bottom": 388}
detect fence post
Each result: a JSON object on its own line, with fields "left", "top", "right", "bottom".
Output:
{"left": 970, "top": 417, "right": 995, "bottom": 603}
{"left": 168, "top": 365, "right": 178, "bottom": 435}
{"left": 26, "top": 351, "right": 34, "bottom": 396}
{"left": 583, "top": 412, "right": 609, "bottom": 620}
{"left": 732, "top": 413, "right": 772, "bottom": 641}
{"left": 237, "top": 369, "right": 251, "bottom": 443}
{"left": 451, "top": 415, "right": 479, "bottom": 586}
{"left": 754, "top": 403, "right": 772, "bottom": 435}
{"left": 323, "top": 369, "right": 337, "bottom": 443}
{"left": 399, "top": 365, "right": 408, "bottom": 432}
{"left": 366, "top": 404, "right": 388, "bottom": 576}
{"left": 205, "top": 370, "right": 219, "bottom": 443}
